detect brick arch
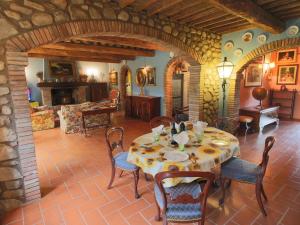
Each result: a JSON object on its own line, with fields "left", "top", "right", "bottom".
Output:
{"left": 3, "top": 20, "right": 210, "bottom": 205}
{"left": 227, "top": 37, "right": 300, "bottom": 127}
{"left": 164, "top": 56, "right": 202, "bottom": 120}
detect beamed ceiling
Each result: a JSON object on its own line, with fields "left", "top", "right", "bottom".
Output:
{"left": 29, "top": 0, "right": 300, "bottom": 62}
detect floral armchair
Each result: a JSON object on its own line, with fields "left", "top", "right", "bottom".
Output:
{"left": 58, "top": 102, "right": 109, "bottom": 134}
{"left": 31, "top": 110, "right": 55, "bottom": 131}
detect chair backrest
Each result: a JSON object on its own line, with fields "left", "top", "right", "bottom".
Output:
{"left": 150, "top": 116, "right": 174, "bottom": 129}
{"left": 259, "top": 136, "right": 275, "bottom": 177}
{"left": 105, "top": 127, "right": 124, "bottom": 162}
{"left": 155, "top": 171, "right": 215, "bottom": 222}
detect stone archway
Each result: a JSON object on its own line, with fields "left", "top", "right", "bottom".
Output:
{"left": 226, "top": 37, "right": 300, "bottom": 127}
{"left": 0, "top": 0, "right": 221, "bottom": 211}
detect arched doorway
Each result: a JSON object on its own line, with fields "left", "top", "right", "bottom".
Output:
{"left": 0, "top": 2, "right": 221, "bottom": 208}
{"left": 119, "top": 64, "right": 132, "bottom": 109}
{"left": 226, "top": 37, "right": 300, "bottom": 129}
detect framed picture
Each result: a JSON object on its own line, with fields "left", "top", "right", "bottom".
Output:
{"left": 109, "top": 71, "right": 118, "bottom": 85}
{"left": 136, "top": 68, "right": 147, "bottom": 86}
{"left": 49, "top": 61, "right": 75, "bottom": 77}
{"left": 146, "top": 67, "right": 156, "bottom": 86}
{"left": 244, "top": 63, "right": 263, "bottom": 87}
{"left": 277, "top": 49, "right": 297, "bottom": 63}
{"left": 277, "top": 65, "right": 298, "bottom": 85}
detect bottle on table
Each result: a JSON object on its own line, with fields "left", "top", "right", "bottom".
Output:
{"left": 179, "top": 122, "right": 186, "bottom": 133}
{"left": 171, "top": 122, "right": 177, "bottom": 145}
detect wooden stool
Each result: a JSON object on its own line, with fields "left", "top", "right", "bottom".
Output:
{"left": 239, "top": 115, "right": 253, "bottom": 136}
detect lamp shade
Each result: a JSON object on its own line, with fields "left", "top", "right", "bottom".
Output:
{"left": 217, "top": 57, "right": 234, "bottom": 78}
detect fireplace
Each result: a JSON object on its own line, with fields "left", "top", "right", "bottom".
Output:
{"left": 38, "top": 82, "right": 88, "bottom": 106}
{"left": 51, "top": 88, "right": 75, "bottom": 105}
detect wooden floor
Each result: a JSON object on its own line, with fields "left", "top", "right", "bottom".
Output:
{"left": 2, "top": 114, "right": 300, "bottom": 225}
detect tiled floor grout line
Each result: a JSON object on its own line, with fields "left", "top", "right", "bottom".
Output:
{"left": 223, "top": 204, "right": 246, "bottom": 225}
{"left": 276, "top": 207, "right": 289, "bottom": 225}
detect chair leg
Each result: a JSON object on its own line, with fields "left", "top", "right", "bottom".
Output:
{"left": 108, "top": 165, "right": 116, "bottom": 189}
{"left": 155, "top": 202, "right": 161, "bottom": 221}
{"left": 163, "top": 217, "right": 168, "bottom": 225}
{"left": 219, "top": 177, "right": 226, "bottom": 206}
{"left": 119, "top": 170, "right": 124, "bottom": 178}
{"left": 261, "top": 183, "right": 268, "bottom": 201}
{"left": 255, "top": 182, "right": 267, "bottom": 216}
{"left": 144, "top": 173, "right": 151, "bottom": 181}
{"left": 133, "top": 168, "right": 140, "bottom": 199}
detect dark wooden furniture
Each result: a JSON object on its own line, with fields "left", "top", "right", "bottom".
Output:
{"left": 154, "top": 171, "right": 215, "bottom": 225}
{"left": 239, "top": 106, "right": 279, "bottom": 132}
{"left": 78, "top": 106, "right": 116, "bottom": 136}
{"left": 269, "top": 89, "right": 297, "bottom": 120}
{"left": 105, "top": 127, "right": 140, "bottom": 199}
{"left": 88, "top": 82, "right": 108, "bottom": 102}
{"left": 125, "top": 95, "right": 161, "bottom": 121}
{"left": 220, "top": 136, "right": 275, "bottom": 216}
{"left": 37, "top": 82, "right": 88, "bottom": 88}
{"left": 150, "top": 116, "right": 174, "bottom": 129}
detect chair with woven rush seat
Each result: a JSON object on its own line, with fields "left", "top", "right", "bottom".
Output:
{"left": 154, "top": 171, "right": 215, "bottom": 225}
{"left": 219, "top": 136, "right": 275, "bottom": 216}
{"left": 105, "top": 127, "right": 140, "bottom": 199}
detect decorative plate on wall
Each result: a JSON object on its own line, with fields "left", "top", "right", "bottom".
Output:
{"left": 234, "top": 48, "right": 243, "bottom": 57}
{"left": 257, "top": 34, "right": 267, "bottom": 44}
{"left": 242, "top": 32, "right": 253, "bottom": 42}
{"left": 224, "top": 41, "right": 234, "bottom": 51}
{"left": 287, "top": 25, "right": 299, "bottom": 36}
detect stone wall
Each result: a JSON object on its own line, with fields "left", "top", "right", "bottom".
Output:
{"left": 0, "top": 0, "right": 221, "bottom": 214}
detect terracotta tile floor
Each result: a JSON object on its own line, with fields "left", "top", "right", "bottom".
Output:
{"left": 2, "top": 114, "right": 300, "bottom": 225}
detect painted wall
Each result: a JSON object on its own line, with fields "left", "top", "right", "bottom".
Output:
{"left": 221, "top": 18, "right": 300, "bottom": 119}
{"left": 240, "top": 49, "right": 300, "bottom": 119}
{"left": 25, "top": 58, "right": 44, "bottom": 104}
{"left": 127, "top": 51, "right": 170, "bottom": 114}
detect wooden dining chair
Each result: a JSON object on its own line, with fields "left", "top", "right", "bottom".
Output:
{"left": 105, "top": 127, "right": 140, "bottom": 199}
{"left": 154, "top": 171, "right": 215, "bottom": 225}
{"left": 219, "top": 136, "right": 275, "bottom": 216}
{"left": 150, "top": 116, "right": 174, "bottom": 129}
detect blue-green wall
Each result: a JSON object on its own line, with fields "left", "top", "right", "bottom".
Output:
{"left": 222, "top": 18, "right": 300, "bottom": 65}
{"left": 127, "top": 51, "right": 170, "bottom": 115}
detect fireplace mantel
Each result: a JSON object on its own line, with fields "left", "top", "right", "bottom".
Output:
{"left": 37, "top": 82, "right": 88, "bottom": 88}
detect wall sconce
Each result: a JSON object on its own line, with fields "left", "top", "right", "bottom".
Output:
{"left": 217, "top": 57, "right": 234, "bottom": 129}
{"left": 263, "top": 62, "right": 275, "bottom": 80}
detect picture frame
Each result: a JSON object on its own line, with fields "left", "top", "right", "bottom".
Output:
{"left": 277, "top": 65, "right": 298, "bottom": 85}
{"left": 136, "top": 67, "right": 156, "bottom": 86}
{"left": 277, "top": 49, "right": 297, "bottom": 63}
{"left": 146, "top": 67, "right": 156, "bottom": 86}
{"left": 49, "top": 61, "right": 75, "bottom": 77}
{"left": 109, "top": 71, "right": 118, "bottom": 85}
{"left": 244, "top": 63, "right": 263, "bottom": 87}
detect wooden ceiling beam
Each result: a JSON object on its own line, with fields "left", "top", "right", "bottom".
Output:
{"left": 40, "top": 43, "right": 155, "bottom": 57}
{"left": 180, "top": 8, "right": 221, "bottom": 23}
{"left": 147, "top": 0, "right": 184, "bottom": 16}
{"left": 270, "top": 2, "right": 300, "bottom": 12}
{"left": 28, "top": 48, "right": 136, "bottom": 61}
{"left": 135, "top": 0, "right": 158, "bottom": 12}
{"left": 208, "top": 0, "right": 285, "bottom": 33}
{"left": 119, "top": 0, "right": 135, "bottom": 8}
{"left": 72, "top": 36, "right": 165, "bottom": 51}
{"left": 207, "top": 19, "right": 249, "bottom": 30}
{"left": 213, "top": 24, "right": 255, "bottom": 34}
{"left": 162, "top": 1, "right": 201, "bottom": 17}
{"left": 28, "top": 54, "right": 122, "bottom": 63}
{"left": 193, "top": 14, "right": 234, "bottom": 27}
{"left": 171, "top": 5, "right": 212, "bottom": 20}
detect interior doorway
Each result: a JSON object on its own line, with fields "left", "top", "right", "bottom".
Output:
{"left": 125, "top": 67, "right": 132, "bottom": 96}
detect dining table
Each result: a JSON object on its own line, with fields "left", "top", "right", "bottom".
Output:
{"left": 127, "top": 126, "right": 240, "bottom": 187}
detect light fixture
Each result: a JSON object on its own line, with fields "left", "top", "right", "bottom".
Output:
{"left": 263, "top": 61, "right": 275, "bottom": 80}
{"left": 217, "top": 57, "right": 234, "bottom": 129}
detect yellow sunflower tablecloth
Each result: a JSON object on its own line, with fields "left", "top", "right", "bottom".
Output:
{"left": 127, "top": 127, "right": 240, "bottom": 187}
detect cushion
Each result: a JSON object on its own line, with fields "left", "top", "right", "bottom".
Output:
{"left": 114, "top": 152, "right": 138, "bottom": 171}
{"left": 239, "top": 115, "right": 253, "bottom": 123}
{"left": 154, "top": 181, "right": 202, "bottom": 221}
{"left": 221, "top": 157, "right": 261, "bottom": 183}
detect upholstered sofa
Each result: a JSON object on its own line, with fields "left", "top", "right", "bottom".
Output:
{"left": 58, "top": 102, "right": 110, "bottom": 134}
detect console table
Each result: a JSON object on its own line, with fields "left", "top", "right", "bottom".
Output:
{"left": 125, "top": 95, "right": 161, "bottom": 121}
{"left": 239, "top": 106, "right": 280, "bottom": 132}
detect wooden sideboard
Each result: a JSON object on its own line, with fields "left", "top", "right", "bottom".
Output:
{"left": 239, "top": 106, "right": 280, "bottom": 132}
{"left": 125, "top": 95, "right": 161, "bottom": 121}
{"left": 88, "top": 83, "right": 108, "bottom": 102}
